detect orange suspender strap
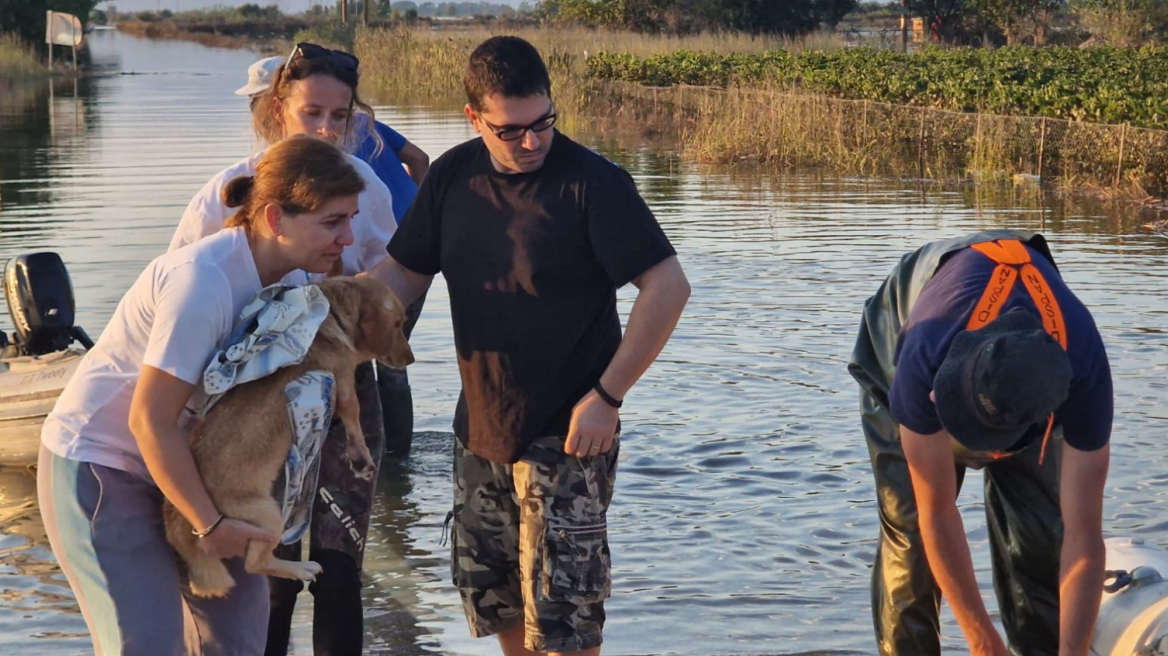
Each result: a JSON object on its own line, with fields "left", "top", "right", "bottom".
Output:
{"left": 965, "top": 239, "right": 1067, "bottom": 464}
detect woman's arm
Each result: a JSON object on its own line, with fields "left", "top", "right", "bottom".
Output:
{"left": 129, "top": 366, "right": 276, "bottom": 558}
{"left": 398, "top": 141, "right": 430, "bottom": 186}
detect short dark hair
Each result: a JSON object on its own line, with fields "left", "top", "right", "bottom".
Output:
{"left": 464, "top": 36, "right": 552, "bottom": 111}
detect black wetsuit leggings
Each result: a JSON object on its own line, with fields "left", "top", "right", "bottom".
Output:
{"left": 265, "top": 362, "right": 383, "bottom": 656}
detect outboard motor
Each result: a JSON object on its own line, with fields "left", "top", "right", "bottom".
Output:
{"left": 3, "top": 252, "right": 93, "bottom": 357}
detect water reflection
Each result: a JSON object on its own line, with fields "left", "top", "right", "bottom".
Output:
{"left": 2, "top": 28, "right": 1168, "bottom": 656}
{"left": 0, "top": 467, "right": 89, "bottom": 655}
{"left": 0, "top": 76, "right": 98, "bottom": 223}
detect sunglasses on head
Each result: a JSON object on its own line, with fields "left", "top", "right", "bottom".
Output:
{"left": 283, "top": 42, "right": 360, "bottom": 76}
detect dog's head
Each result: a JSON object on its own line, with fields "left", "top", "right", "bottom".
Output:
{"left": 316, "top": 276, "right": 415, "bottom": 369}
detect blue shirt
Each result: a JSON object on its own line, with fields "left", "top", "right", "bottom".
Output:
{"left": 888, "top": 244, "right": 1113, "bottom": 451}
{"left": 351, "top": 116, "right": 417, "bottom": 224}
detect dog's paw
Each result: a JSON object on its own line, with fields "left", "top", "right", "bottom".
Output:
{"left": 295, "top": 560, "right": 324, "bottom": 582}
{"left": 347, "top": 444, "right": 376, "bottom": 479}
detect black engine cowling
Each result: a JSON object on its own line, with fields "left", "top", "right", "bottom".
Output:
{"left": 3, "top": 252, "right": 93, "bottom": 356}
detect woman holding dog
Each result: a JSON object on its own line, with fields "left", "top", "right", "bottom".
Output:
{"left": 38, "top": 136, "right": 365, "bottom": 656}
{"left": 170, "top": 42, "right": 396, "bottom": 656}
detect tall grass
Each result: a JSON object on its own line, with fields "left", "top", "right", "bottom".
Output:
{"left": 681, "top": 86, "right": 1168, "bottom": 198}
{"left": 354, "top": 25, "right": 843, "bottom": 108}
{"left": 355, "top": 25, "right": 1168, "bottom": 199}
{"left": 0, "top": 33, "right": 46, "bottom": 80}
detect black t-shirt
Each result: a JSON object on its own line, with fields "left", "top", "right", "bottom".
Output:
{"left": 388, "top": 131, "right": 677, "bottom": 462}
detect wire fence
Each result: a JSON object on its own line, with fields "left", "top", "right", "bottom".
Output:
{"left": 580, "top": 83, "right": 1168, "bottom": 198}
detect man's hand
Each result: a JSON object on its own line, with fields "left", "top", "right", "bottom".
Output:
{"left": 564, "top": 390, "right": 618, "bottom": 457}
{"left": 364, "top": 256, "right": 433, "bottom": 310}
{"left": 197, "top": 518, "right": 278, "bottom": 560}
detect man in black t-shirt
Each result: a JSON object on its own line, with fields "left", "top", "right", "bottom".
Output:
{"left": 368, "top": 36, "right": 690, "bottom": 655}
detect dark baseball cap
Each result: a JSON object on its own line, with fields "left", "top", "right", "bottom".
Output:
{"left": 933, "top": 309, "right": 1072, "bottom": 452}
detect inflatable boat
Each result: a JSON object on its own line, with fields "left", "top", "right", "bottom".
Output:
{"left": 0, "top": 253, "right": 92, "bottom": 466}
{"left": 1093, "top": 536, "right": 1168, "bottom": 655}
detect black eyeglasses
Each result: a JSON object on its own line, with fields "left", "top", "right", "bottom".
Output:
{"left": 283, "top": 42, "right": 359, "bottom": 76}
{"left": 480, "top": 110, "right": 557, "bottom": 142}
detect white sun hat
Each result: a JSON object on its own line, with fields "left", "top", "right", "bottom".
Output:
{"left": 234, "top": 56, "right": 285, "bottom": 97}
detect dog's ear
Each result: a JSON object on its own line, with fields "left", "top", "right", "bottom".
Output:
{"left": 317, "top": 277, "right": 361, "bottom": 349}
{"left": 316, "top": 314, "right": 355, "bottom": 350}
{"left": 356, "top": 278, "right": 414, "bottom": 369}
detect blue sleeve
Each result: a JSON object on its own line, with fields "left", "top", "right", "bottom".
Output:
{"left": 1057, "top": 315, "right": 1113, "bottom": 450}
{"left": 888, "top": 318, "right": 950, "bottom": 435}
{"left": 887, "top": 258, "right": 982, "bottom": 436}
{"left": 377, "top": 122, "right": 407, "bottom": 154}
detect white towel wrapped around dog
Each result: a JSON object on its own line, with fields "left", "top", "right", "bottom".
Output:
{"left": 203, "top": 284, "right": 330, "bottom": 401}
{"left": 186, "top": 283, "right": 335, "bottom": 544}
{"left": 274, "top": 371, "right": 334, "bottom": 544}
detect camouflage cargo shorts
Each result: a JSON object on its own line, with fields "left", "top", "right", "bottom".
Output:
{"left": 448, "top": 433, "right": 619, "bottom": 653}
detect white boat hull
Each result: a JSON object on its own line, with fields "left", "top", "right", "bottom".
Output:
{"left": 1092, "top": 537, "right": 1168, "bottom": 656}
{"left": 0, "top": 348, "right": 85, "bottom": 466}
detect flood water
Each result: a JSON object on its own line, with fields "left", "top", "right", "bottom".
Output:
{"left": 1, "top": 30, "right": 1167, "bottom": 656}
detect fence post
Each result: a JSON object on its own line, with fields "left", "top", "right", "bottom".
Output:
{"left": 837, "top": 98, "right": 844, "bottom": 159}
{"left": 862, "top": 99, "right": 869, "bottom": 146}
{"left": 1037, "top": 117, "right": 1047, "bottom": 180}
{"left": 918, "top": 106, "right": 926, "bottom": 175}
{"left": 974, "top": 111, "right": 982, "bottom": 170}
{"left": 1115, "top": 123, "right": 1128, "bottom": 189}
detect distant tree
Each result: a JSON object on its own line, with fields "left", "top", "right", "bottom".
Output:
{"left": 406, "top": 7, "right": 420, "bottom": 20}
{"left": 541, "top": 0, "right": 857, "bottom": 33}
{"left": 90, "top": 8, "right": 107, "bottom": 24}
{"left": 236, "top": 3, "right": 263, "bottom": 18}
{"left": 1071, "top": 0, "right": 1168, "bottom": 45}
{"left": 0, "top": 0, "right": 101, "bottom": 46}
{"left": 905, "top": 0, "right": 971, "bottom": 41}
{"left": 968, "top": 0, "right": 1062, "bottom": 43}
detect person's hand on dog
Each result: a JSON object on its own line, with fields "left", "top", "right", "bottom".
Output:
{"left": 198, "top": 518, "right": 278, "bottom": 560}
{"left": 565, "top": 390, "right": 618, "bottom": 457}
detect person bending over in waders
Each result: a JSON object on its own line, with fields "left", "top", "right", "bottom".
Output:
{"left": 848, "top": 230, "right": 1113, "bottom": 656}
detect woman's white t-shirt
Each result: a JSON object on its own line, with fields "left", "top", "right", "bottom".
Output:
{"left": 41, "top": 228, "right": 262, "bottom": 483}
{"left": 168, "top": 150, "right": 395, "bottom": 282}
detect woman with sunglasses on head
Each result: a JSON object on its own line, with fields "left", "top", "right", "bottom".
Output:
{"left": 38, "top": 136, "right": 365, "bottom": 656}
{"left": 169, "top": 43, "right": 396, "bottom": 656}
{"left": 234, "top": 54, "right": 431, "bottom": 461}
{"left": 171, "top": 43, "right": 394, "bottom": 275}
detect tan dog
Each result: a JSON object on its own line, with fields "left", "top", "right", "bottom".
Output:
{"left": 164, "top": 276, "right": 414, "bottom": 598}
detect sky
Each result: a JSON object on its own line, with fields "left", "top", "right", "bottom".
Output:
{"left": 101, "top": 0, "right": 521, "bottom": 11}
